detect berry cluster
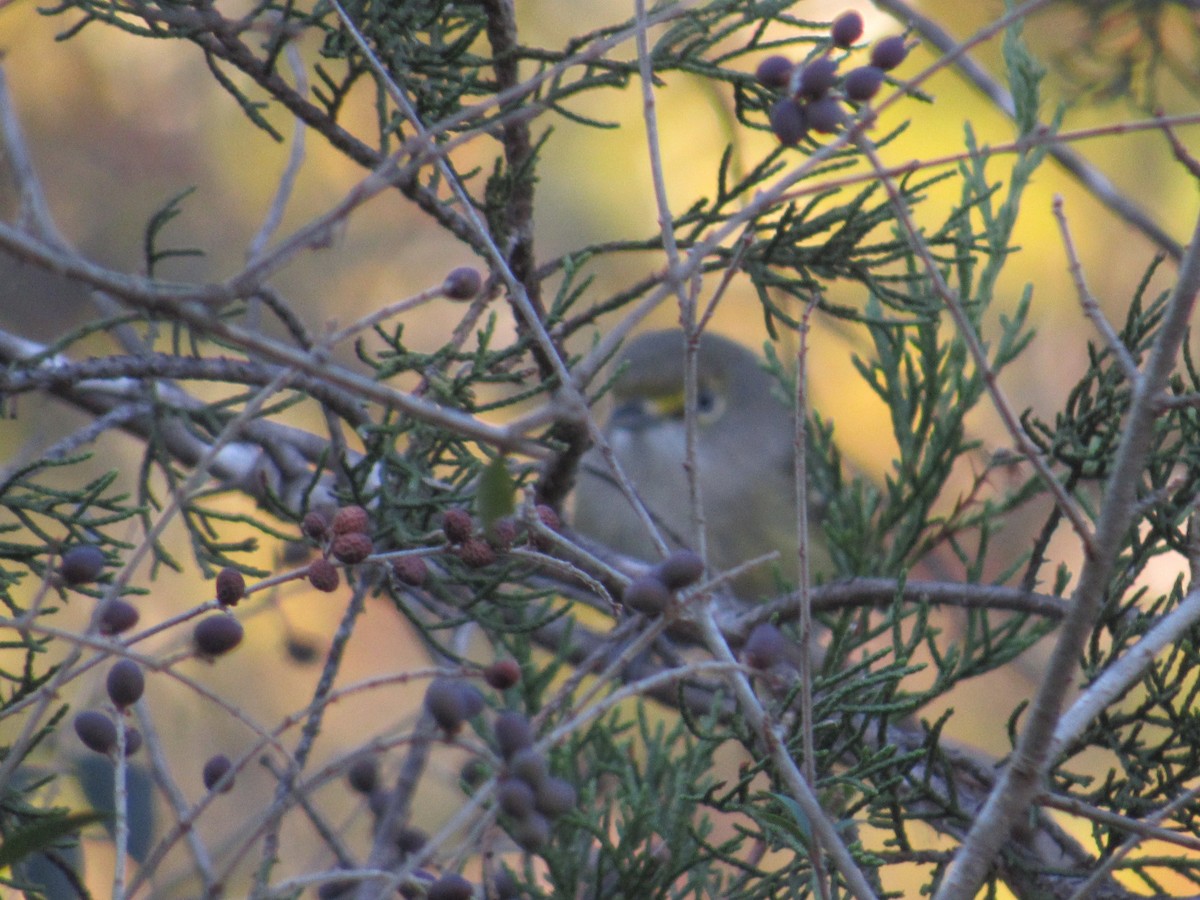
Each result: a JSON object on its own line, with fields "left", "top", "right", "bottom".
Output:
{"left": 56, "top": 544, "right": 140, "bottom": 636}
{"left": 56, "top": 497, "right": 569, "bottom": 896}
{"left": 58, "top": 539, "right": 246, "bottom": 770}
{"left": 298, "top": 500, "right": 566, "bottom": 603}
{"left": 327, "top": 670, "right": 569, "bottom": 896}
{"left": 300, "top": 503, "right": 375, "bottom": 592}
{"left": 622, "top": 548, "right": 705, "bottom": 616}
{"left": 755, "top": 11, "right": 910, "bottom": 146}
{"left": 57, "top": 544, "right": 263, "bottom": 798}
{"left": 339, "top": 757, "right": 438, "bottom": 896}
{"left": 491, "top": 710, "right": 577, "bottom": 852}
{"left": 424, "top": 677, "right": 580, "bottom": 853}
{"left": 72, "top": 659, "right": 146, "bottom": 758}
{"left": 443, "top": 503, "right": 562, "bottom": 569}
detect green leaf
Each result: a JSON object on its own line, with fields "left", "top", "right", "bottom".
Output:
{"left": 767, "top": 792, "right": 813, "bottom": 853}
{"left": 0, "top": 810, "right": 105, "bottom": 869}
{"left": 477, "top": 454, "right": 515, "bottom": 534}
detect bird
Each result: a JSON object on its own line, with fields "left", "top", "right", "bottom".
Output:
{"left": 572, "top": 329, "right": 823, "bottom": 600}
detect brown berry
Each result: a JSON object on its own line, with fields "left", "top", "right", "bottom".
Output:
{"left": 442, "top": 508, "right": 474, "bottom": 544}
{"left": 755, "top": 54, "right": 794, "bottom": 88}
{"left": 106, "top": 659, "right": 144, "bottom": 708}
{"left": 301, "top": 510, "right": 330, "bottom": 542}
{"left": 870, "top": 35, "right": 908, "bottom": 71}
{"left": 769, "top": 98, "right": 807, "bottom": 146}
{"left": 484, "top": 659, "right": 521, "bottom": 690}
{"left": 331, "top": 532, "right": 373, "bottom": 564}
{"left": 831, "top": 11, "right": 864, "bottom": 48}
{"left": 308, "top": 558, "right": 340, "bottom": 592}
{"left": 623, "top": 574, "right": 671, "bottom": 616}
{"left": 655, "top": 549, "right": 705, "bottom": 590}
{"left": 391, "top": 555, "right": 428, "bottom": 587}
{"left": 442, "top": 266, "right": 483, "bottom": 301}
{"left": 97, "top": 599, "right": 139, "bottom": 636}
{"left": 844, "top": 65, "right": 885, "bottom": 102}
{"left": 203, "top": 754, "right": 235, "bottom": 792}
{"left": 530, "top": 505, "right": 561, "bottom": 551}
{"left": 331, "top": 504, "right": 369, "bottom": 535}
{"left": 493, "top": 711, "right": 534, "bottom": 759}
{"left": 458, "top": 538, "right": 496, "bottom": 568}
{"left": 215, "top": 567, "right": 246, "bottom": 606}
{"left": 74, "top": 710, "right": 117, "bottom": 754}
{"left": 488, "top": 517, "right": 520, "bottom": 551}
{"left": 60, "top": 545, "right": 106, "bottom": 586}
{"left": 194, "top": 615, "right": 244, "bottom": 657}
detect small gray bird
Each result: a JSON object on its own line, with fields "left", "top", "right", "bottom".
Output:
{"left": 573, "top": 329, "right": 823, "bottom": 599}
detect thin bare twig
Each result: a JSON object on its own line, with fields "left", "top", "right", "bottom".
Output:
{"left": 634, "top": 0, "right": 713, "bottom": 575}
{"left": 1158, "top": 108, "right": 1200, "bottom": 180}
{"left": 246, "top": 39, "right": 308, "bottom": 266}
{"left": 133, "top": 703, "right": 218, "bottom": 893}
{"left": 793, "top": 297, "right": 819, "bottom": 777}
{"left": 251, "top": 577, "right": 371, "bottom": 896}
{"left": 793, "top": 295, "right": 829, "bottom": 898}
{"left": 1053, "top": 195, "right": 1141, "bottom": 383}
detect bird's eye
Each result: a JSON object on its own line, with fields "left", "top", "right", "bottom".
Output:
{"left": 696, "top": 388, "right": 717, "bottom": 413}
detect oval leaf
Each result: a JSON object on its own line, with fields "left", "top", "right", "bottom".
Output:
{"left": 477, "top": 455, "right": 515, "bottom": 534}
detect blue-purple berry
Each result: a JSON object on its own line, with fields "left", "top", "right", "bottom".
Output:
{"left": 769, "top": 99, "right": 808, "bottom": 146}
{"left": 755, "top": 55, "right": 794, "bottom": 89}
{"left": 871, "top": 35, "right": 908, "bottom": 71}
{"left": 831, "top": 11, "right": 864, "bottom": 48}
